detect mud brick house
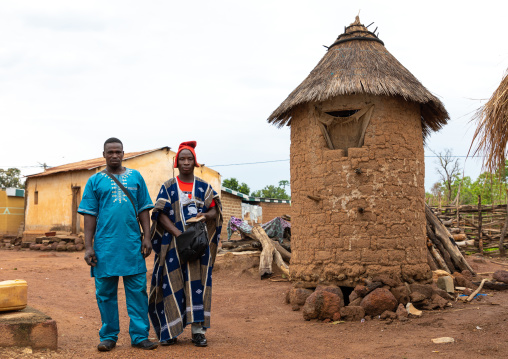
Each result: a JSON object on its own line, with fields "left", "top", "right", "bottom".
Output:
{"left": 268, "top": 17, "right": 449, "bottom": 286}
{"left": 23, "top": 147, "right": 221, "bottom": 241}
{"left": 221, "top": 187, "right": 291, "bottom": 227}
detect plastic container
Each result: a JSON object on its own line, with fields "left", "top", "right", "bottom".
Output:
{"left": 0, "top": 279, "right": 28, "bottom": 312}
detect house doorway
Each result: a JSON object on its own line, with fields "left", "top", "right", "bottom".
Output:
{"left": 71, "top": 186, "right": 81, "bottom": 234}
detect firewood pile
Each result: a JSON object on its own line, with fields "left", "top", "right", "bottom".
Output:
{"left": 425, "top": 204, "right": 476, "bottom": 275}
{"left": 221, "top": 216, "right": 291, "bottom": 278}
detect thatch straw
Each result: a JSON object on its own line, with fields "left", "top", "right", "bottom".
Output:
{"left": 268, "top": 16, "right": 449, "bottom": 139}
{"left": 470, "top": 71, "right": 508, "bottom": 173}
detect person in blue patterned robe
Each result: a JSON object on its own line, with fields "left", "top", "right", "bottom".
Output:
{"left": 148, "top": 141, "right": 222, "bottom": 347}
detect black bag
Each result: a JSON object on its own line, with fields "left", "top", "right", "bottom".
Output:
{"left": 176, "top": 221, "right": 209, "bottom": 263}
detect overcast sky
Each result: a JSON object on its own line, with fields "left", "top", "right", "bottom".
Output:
{"left": 2, "top": 0, "right": 508, "bottom": 193}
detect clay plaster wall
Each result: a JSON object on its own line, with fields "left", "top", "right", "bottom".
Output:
{"left": 289, "top": 94, "right": 430, "bottom": 286}
{"left": 260, "top": 202, "right": 291, "bottom": 223}
{"left": 221, "top": 191, "right": 243, "bottom": 230}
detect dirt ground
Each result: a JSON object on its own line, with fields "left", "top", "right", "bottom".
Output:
{"left": 1, "top": 250, "right": 508, "bottom": 359}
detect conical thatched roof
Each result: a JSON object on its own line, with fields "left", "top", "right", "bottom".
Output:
{"left": 470, "top": 71, "right": 508, "bottom": 173}
{"left": 268, "top": 16, "right": 449, "bottom": 139}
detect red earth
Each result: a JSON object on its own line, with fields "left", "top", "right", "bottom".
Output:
{"left": 1, "top": 249, "right": 508, "bottom": 359}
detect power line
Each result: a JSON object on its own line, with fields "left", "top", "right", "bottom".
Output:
{"left": 1, "top": 155, "right": 487, "bottom": 170}
{"left": 209, "top": 156, "right": 486, "bottom": 167}
{"left": 209, "top": 159, "right": 290, "bottom": 167}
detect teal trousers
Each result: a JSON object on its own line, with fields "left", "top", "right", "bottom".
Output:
{"left": 94, "top": 272, "right": 149, "bottom": 344}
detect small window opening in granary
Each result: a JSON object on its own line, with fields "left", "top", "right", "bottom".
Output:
{"left": 340, "top": 286, "right": 354, "bottom": 306}
{"left": 317, "top": 104, "right": 374, "bottom": 155}
{"left": 34, "top": 191, "right": 38, "bottom": 205}
{"left": 325, "top": 109, "right": 360, "bottom": 118}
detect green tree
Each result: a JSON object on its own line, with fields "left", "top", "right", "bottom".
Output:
{"left": 278, "top": 180, "right": 290, "bottom": 190}
{"left": 0, "top": 168, "right": 24, "bottom": 189}
{"left": 251, "top": 184, "right": 290, "bottom": 200}
{"left": 222, "top": 177, "right": 250, "bottom": 195}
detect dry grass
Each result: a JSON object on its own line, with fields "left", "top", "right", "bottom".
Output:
{"left": 267, "top": 16, "right": 449, "bottom": 140}
{"left": 470, "top": 71, "right": 508, "bottom": 173}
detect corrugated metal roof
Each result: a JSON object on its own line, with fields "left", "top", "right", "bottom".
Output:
{"left": 27, "top": 147, "right": 170, "bottom": 178}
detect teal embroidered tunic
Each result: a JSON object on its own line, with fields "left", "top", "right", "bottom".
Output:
{"left": 78, "top": 168, "right": 153, "bottom": 278}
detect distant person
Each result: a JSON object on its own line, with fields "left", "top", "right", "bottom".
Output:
{"left": 78, "top": 137, "right": 158, "bottom": 352}
{"left": 149, "top": 141, "right": 222, "bottom": 347}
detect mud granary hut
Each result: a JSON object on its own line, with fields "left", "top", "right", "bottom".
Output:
{"left": 268, "top": 17, "right": 449, "bottom": 286}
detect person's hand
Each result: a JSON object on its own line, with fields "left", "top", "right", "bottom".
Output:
{"left": 84, "top": 248, "right": 97, "bottom": 267}
{"left": 195, "top": 213, "right": 207, "bottom": 222}
{"left": 142, "top": 236, "right": 152, "bottom": 258}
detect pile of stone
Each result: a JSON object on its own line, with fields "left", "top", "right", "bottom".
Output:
{"left": 27, "top": 235, "right": 84, "bottom": 252}
{"left": 286, "top": 271, "right": 476, "bottom": 322}
{"left": 0, "top": 235, "right": 21, "bottom": 249}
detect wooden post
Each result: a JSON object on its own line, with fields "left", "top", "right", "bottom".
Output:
{"left": 478, "top": 195, "right": 483, "bottom": 255}
{"left": 456, "top": 202, "right": 460, "bottom": 231}
{"left": 499, "top": 201, "right": 508, "bottom": 257}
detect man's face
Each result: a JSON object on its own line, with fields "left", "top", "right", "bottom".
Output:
{"left": 177, "top": 149, "right": 195, "bottom": 175}
{"left": 103, "top": 142, "right": 124, "bottom": 168}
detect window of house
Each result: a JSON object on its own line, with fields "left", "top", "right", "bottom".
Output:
{"left": 34, "top": 191, "right": 38, "bottom": 205}
{"left": 317, "top": 104, "right": 374, "bottom": 155}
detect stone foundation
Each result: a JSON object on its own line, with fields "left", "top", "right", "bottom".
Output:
{"left": 0, "top": 307, "right": 58, "bottom": 349}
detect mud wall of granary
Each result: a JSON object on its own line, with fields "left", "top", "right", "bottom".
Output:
{"left": 289, "top": 94, "right": 430, "bottom": 286}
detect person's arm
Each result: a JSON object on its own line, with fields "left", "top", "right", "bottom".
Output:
{"left": 83, "top": 214, "right": 97, "bottom": 267}
{"left": 158, "top": 212, "right": 182, "bottom": 237}
{"left": 139, "top": 209, "right": 152, "bottom": 258}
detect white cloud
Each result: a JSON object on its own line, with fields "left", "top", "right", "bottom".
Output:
{"left": 1, "top": 0, "right": 508, "bottom": 192}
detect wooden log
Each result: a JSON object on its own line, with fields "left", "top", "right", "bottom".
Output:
{"left": 222, "top": 244, "right": 262, "bottom": 253}
{"left": 429, "top": 242, "right": 451, "bottom": 273}
{"left": 222, "top": 239, "right": 260, "bottom": 250}
{"left": 456, "top": 240, "right": 475, "bottom": 247}
{"left": 252, "top": 225, "right": 289, "bottom": 278}
{"left": 478, "top": 195, "right": 483, "bottom": 254}
{"left": 452, "top": 233, "right": 467, "bottom": 241}
{"left": 427, "top": 250, "right": 438, "bottom": 271}
{"left": 427, "top": 223, "right": 455, "bottom": 272}
{"left": 272, "top": 240, "right": 291, "bottom": 262}
{"left": 499, "top": 201, "right": 508, "bottom": 257}
{"left": 425, "top": 204, "right": 476, "bottom": 275}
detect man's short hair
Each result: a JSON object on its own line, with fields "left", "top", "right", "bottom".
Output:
{"left": 104, "top": 137, "right": 123, "bottom": 150}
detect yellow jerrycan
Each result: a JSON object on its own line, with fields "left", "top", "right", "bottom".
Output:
{"left": 0, "top": 279, "right": 28, "bottom": 312}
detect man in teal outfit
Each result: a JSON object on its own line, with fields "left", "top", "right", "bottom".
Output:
{"left": 78, "top": 138, "right": 158, "bottom": 352}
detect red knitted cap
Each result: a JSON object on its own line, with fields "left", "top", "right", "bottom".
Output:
{"left": 174, "top": 141, "right": 200, "bottom": 167}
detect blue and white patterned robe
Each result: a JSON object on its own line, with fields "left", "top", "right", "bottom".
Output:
{"left": 148, "top": 176, "right": 222, "bottom": 340}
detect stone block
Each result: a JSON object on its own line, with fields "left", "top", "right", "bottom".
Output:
{"left": 437, "top": 276, "right": 454, "bottom": 294}
{"left": 0, "top": 306, "right": 57, "bottom": 349}
{"left": 360, "top": 288, "right": 398, "bottom": 317}
{"left": 289, "top": 288, "right": 313, "bottom": 307}
{"left": 315, "top": 285, "right": 344, "bottom": 307}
